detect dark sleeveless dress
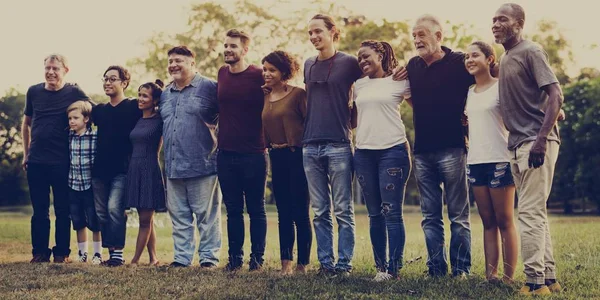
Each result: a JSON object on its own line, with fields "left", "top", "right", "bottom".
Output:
{"left": 127, "top": 114, "right": 166, "bottom": 212}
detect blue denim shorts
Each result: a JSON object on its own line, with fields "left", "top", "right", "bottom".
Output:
{"left": 467, "top": 162, "right": 514, "bottom": 188}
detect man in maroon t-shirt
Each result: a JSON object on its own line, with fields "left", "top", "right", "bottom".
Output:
{"left": 216, "top": 29, "right": 267, "bottom": 271}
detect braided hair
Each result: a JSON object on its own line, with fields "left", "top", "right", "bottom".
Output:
{"left": 360, "top": 40, "right": 398, "bottom": 76}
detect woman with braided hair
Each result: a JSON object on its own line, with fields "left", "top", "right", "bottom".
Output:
{"left": 352, "top": 40, "right": 412, "bottom": 281}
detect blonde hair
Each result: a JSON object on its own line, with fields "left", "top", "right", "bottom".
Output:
{"left": 67, "top": 100, "right": 92, "bottom": 119}
{"left": 44, "top": 54, "right": 69, "bottom": 69}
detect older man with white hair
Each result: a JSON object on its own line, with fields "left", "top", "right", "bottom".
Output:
{"left": 403, "top": 15, "right": 474, "bottom": 278}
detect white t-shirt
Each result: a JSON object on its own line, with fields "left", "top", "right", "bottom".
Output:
{"left": 465, "top": 81, "right": 511, "bottom": 164}
{"left": 354, "top": 76, "right": 411, "bottom": 149}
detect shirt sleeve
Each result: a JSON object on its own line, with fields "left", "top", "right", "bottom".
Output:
{"left": 458, "top": 53, "right": 476, "bottom": 87}
{"left": 24, "top": 86, "right": 33, "bottom": 116}
{"left": 74, "top": 84, "right": 90, "bottom": 100}
{"left": 403, "top": 79, "right": 412, "bottom": 99}
{"left": 351, "top": 55, "right": 363, "bottom": 82}
{"left": 297, "top": 88, "right": 308, "bottom": 120}
{"left": 528, "top": 48, "right": 559, "bottom": 89}
{"left": 199, "top": 79, "right": 219, "bottom": 125}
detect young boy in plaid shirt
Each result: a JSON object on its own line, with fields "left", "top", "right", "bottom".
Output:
{"left": 67, "top": 101, "right": 102, "bottom": 264}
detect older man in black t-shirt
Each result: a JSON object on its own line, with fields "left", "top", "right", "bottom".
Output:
{"left": 404, "top": 15, "right": 474, "bottom": 278}
{"left": 22, "top": 54, "right": 89, "bottom": 263}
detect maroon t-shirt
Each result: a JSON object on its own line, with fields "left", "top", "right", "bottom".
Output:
{"left": 217, "top": 65, "right": 266, "bottom": 153}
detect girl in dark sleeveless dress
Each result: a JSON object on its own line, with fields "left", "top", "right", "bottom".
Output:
{"left": 127, "top": 80, "right": 165, "bottom": 266}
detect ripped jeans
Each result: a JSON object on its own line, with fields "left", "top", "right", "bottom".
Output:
{"left": 354, "top": 143, "right": 411, "bottom": 276}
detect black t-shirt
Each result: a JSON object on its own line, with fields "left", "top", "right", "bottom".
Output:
{"left": 24, "top": 83, "right": 89, "bottom": 165}
{"left": 92, "top": 98, "right": 142, "bottom": 180}
{"left": 406, "top": 46, "right": 475, "bottom": 154}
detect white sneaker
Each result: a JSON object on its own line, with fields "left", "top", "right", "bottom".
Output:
{"left": 373, "top": 271, "right": 393, "bottom": 282}
{"left": 91, "top": 253, "right": 102, "bottom": 265}
{"left": 78, "top": 251, "right": 88, "bottom": 263}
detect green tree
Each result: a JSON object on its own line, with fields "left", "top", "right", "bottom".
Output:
{"left": 0, "top": 89, "right": 29, "bottom": 205}
{"left": 129, "top": 0, "right": 303, "bottom": 81}
{"left": 530, "top": 20, "right": 574, "bottom": 85}
{"left": 553, "top": 75, "right": 600, "bottom": 214}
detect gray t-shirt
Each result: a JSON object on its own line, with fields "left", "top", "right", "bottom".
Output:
{"left": 499, "top": 40, "right": 560, "bottom": 150}
{"left": 303, "top": 51, "right": 362, "bottom": 144}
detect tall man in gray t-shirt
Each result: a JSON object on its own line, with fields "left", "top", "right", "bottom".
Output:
{"left": 493, "top": 3, "right": 564, "bottom": 296}
{"left": 303, "top": 14, "right": 362, "bottom": 277}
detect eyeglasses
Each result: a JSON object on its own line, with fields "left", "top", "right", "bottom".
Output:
{"left": 101, "top": 77, "right": 122, "bottom": 84}
{"left": 307, "top": 52, "right": 337, "bottom": 84}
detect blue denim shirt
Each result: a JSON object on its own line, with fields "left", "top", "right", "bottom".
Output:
{"left": 159, "top": 74, "right": 219, "bottom": 179}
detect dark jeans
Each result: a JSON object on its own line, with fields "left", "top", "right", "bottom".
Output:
{"left": 270, "top": 147, "right": 312, "bottom": 265}
{"left": 217, "top": 150, "right": 267, "bottom": 265}
{"left": 414, "top": 148, "right": 471, "bottom": 276}
{"left": 92, "top": 175, "right": 127, "bottom": 249}
{"left": 354, "top": 143, "right": 411, "bottom": 276}
{"left": 69, "top": 188, "right": 100, "bottom": 232}
{"left": 27, "top": 163, "right": 71, "bottom": 257}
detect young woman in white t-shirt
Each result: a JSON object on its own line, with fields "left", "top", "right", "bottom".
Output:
{"left": 353, "top": 40, "right": 411, "bottom": 281}
{"left": 464, "top": 41, "right": 517, "bottom": 283}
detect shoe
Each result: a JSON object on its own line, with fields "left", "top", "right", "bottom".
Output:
{"left": 54, "top": 255, "right": 72, "bottom": 263}
{"left": 519, "top": 285, "right": 551, "bottom": 296}
{"left": 78, "top": 251, "right": 88, "bottom": 263}
{"left": 373, "top": 271, "right": 393, "bottom": 282}
{"left": 91, "top": 253, "right": 102, "bottom": 265}
{"left": 336, "top": 269, "right": 351, "bottom": 278}
{"left": 200, "top": 262, "right": 217, "bottom": 269}
{"left": 317, "top": 267, "right": 338, "bottom": 279}
{"left": 101, "top": 258, "right": 124, "bottom": 267}
{"left": 225, "top": 260, "right": 242, "bottom": 272}
{"left": 30, "top": 254, "right": 51, "bottom": 263}
{"left": 453, "top": 272, "right": 468, "bottom": 280}
{"left": 169, "top": 262, "right": 188, "bottom": 268}
{"left": 547, "top": 282, "right": 562, "bottom": 293}
{"left": 249, "top": 258, "right": 263, "bottom": 271}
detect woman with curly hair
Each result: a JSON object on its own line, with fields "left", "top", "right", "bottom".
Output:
{"left": 261, "top": 50, "right": 312, "bottom": 275}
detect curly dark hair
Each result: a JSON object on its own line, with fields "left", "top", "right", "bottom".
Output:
{"left": 261, "top": 50, "right": 300, "bottom": 82}
{"left": 359, "top": 40, "right": 399, "bottom": 76}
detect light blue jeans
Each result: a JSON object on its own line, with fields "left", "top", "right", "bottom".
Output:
{"left": 414, "top": 148, "right": 471, "bottom": 276}
{"left": 303, "top": 142, "right": 355, "bottom": 271}
{"left": 166, "top": 174, "right": 222, "bottom": 266}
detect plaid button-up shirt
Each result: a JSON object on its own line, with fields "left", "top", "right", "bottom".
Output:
{"left": 68, "top": 128, "right": 97, "bottom": 191}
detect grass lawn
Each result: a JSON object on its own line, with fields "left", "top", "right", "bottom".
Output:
{"left": 0, "top": 205, "right": 598, "bottom": 299}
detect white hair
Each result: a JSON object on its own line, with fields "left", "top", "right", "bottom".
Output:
{"left": 415, "top": 14, "right": 443, "bottom": 38}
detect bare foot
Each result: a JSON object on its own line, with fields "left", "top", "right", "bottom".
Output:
{"left": 128, "top": 262, "right": 139, "bottom": 268}
{"left": 149, "top": 260, "right": 160, "bottom": 266}
{"left": 280, "top": 260, "right": 293, "bottom": 276}
{"left": 501, "top": 276, "right": 515, "bottom": 285}
{"left": 295, "top": 264, "right": 307, "bottom": 275}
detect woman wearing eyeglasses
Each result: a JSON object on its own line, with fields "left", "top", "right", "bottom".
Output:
{"left": 261, "top": 51, "right": 312, "bottom": 275}
{"left": 302, "top": 14, "right": 363, "bottom": 277}
{"left": 352, "top": 40, "right": 412, "bottom": 281}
